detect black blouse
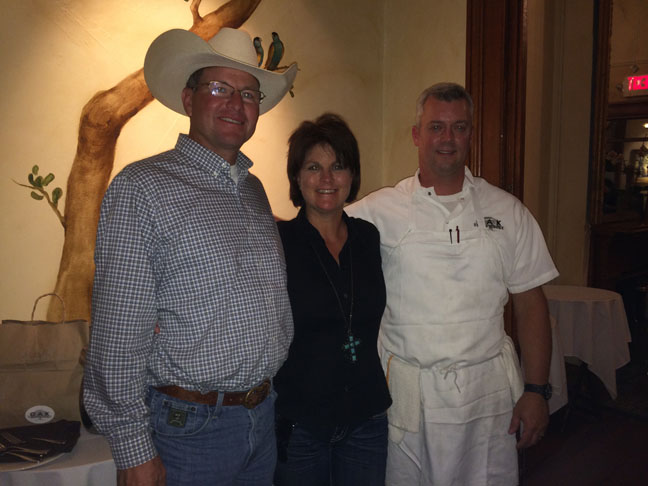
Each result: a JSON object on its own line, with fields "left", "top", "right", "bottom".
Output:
{"left": 274, "top": 209, "right": 392, "bottom": 427}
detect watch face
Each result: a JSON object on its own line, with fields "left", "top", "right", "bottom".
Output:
{"left": 542, "top": 385, "right": 552, "bottom": 400}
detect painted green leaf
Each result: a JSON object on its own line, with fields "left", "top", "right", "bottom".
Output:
{"left": 30, "top": 191, "right": 44, "bottom": 200}
{"left": 43, "top": 173, "right": 55, "bottom": 186}
{"left": 34, "top": 176, "right": 43, "bottom": 187}
{"left": 32, "top": 165, "right": 39, "bottom": 175}
{"left": 28, "top": 173, "right": 35, "bottom": 185}
{"left": 52, "top": 187, "right": 63, "bottom": 204}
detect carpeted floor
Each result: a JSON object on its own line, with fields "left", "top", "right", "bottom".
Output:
{"left": 521, "top": 356, "right": 648, "bottom": 485}
{"left": 521, "top": 315, "right": 648, "bottom": 485}
{"left": 600, "top": 359, "right": 648, "bottom": 421}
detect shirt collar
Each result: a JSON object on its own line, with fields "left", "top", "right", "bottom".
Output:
{"left": 295, "top": 208, "right": 358, "bottom": 245}
{"left": 175, "top": 134, "right": 253, "bottom": 178}
{"left": 411, "top": 165, "right": 475, "bottom": 197}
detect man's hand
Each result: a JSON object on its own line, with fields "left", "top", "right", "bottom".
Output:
{"left": 508, "top": 391, "right": 549, "bottom": 448}
{"left": 117, "top": 456, "right": 166, "bottom": 486}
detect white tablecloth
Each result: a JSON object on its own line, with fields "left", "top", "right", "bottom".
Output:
{"left": 0, "top": 427, "right": 115, "bottom": 485}
{"left": 548, "top": 315, "right": 568, "bottom": 413}
{"left": 542, "top": 285, "right": 632, "bottom": 398}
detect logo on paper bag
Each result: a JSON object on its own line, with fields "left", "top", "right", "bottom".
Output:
{"left": 25, "top": 405, "right": 55, "bottom": 424}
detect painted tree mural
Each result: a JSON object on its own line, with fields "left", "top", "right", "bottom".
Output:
{"left": 47, "top": 0, "right": 262, "bottom": 321}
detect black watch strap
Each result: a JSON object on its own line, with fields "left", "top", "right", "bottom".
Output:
{"left": 524, "top": 383, "right": 552, "bottom": 400}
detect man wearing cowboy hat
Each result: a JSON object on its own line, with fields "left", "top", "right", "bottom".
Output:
{"left": 84, "top": 28, "right": 297, "bottom": 485}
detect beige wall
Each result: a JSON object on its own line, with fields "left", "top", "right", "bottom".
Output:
{"left": 525, "top": 0, "right": 553, "bottom": 229}
{"left": 0, "top": 0, "right": 467, "bottom": 319}
{"left": 382, "top": 0, "right": 467, "bottom": 186}
{"left": 525, "top": 0, "right": 593, "bottom": 286}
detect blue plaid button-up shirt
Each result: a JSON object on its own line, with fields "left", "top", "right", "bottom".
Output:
{"left": 84, "top": 134, "right": 293, "bottom": 469}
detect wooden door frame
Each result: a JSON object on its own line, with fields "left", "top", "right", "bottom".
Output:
{"left": 587, "top": 0, "right": 613, "bottom": 227}
{"left": 466, "top": 0, "right": 528, "bottom": 339}
{"left": 466, "top": 0, "right": 527, "bottom": 199}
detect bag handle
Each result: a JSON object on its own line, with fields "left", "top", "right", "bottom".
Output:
{"left": 31, "top": 293, "right": 66, "bottom": 323}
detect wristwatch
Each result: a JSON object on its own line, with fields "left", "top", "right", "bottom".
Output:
{"left": 524, "top": 383, "right": 552, "bottom": 400}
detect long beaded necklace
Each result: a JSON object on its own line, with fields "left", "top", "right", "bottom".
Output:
{"left": 309, "top": 237, "right": 359, "bottom": 364}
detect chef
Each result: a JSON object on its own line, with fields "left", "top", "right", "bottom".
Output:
{"left": 347, "top": 82, "right": 558, "bottom": 485}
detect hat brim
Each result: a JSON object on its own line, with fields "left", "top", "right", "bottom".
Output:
{"left": 144, "top": 29, "right": 297, "bottom": 116}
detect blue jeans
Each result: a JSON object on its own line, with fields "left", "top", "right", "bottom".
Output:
{"left": 274, "top": 412, "right": 388, "bottom": 486}
{"left": 146, "top": 386, "right": 277, "bottom": 485}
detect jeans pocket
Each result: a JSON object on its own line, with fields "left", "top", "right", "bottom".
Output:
{"left": 148, "top": 389, "right": 212, "bottom": 437}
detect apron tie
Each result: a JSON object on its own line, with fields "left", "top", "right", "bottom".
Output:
{"left": 440, "top": 364, "right": 461, "bottom": 393}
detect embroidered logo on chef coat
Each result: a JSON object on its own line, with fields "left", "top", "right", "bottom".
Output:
{"left": 484, "top": 217, "right": 504, "bottom": 230}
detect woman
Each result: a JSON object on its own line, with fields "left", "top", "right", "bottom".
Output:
{"left": 274, "top": 113, "right": 391, "bottom": 485}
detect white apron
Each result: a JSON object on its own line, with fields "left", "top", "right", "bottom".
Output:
{"left": 381, "top": 186, "right": 523, "bottom": 486}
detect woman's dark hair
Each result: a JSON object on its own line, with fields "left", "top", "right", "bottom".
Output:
{"left": 287, "top": 113, "right": 361, "bottom": 207}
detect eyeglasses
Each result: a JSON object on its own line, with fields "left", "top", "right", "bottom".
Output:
{"left": 195, "top": 80, "right": 265, "bottom": 105}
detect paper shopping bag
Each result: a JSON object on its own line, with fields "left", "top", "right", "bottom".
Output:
{"left": 0, "top": 294, "right": 89, "bottom": 428}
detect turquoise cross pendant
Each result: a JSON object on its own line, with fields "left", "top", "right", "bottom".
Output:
{"left": 342, "top": 332, "right": 361, "bottom": 363}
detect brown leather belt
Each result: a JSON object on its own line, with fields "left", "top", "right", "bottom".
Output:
{"left": 155, "top": 379, "right": 271, "bottom": 409}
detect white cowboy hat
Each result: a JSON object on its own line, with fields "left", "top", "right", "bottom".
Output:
{"left": 144, "top": 28, "right": 297, "bottom": 116}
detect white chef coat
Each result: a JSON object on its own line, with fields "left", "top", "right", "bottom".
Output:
{"left": 347, "top": 167, "right": 559, "bottom": 485}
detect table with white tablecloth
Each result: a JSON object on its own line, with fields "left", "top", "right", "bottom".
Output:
{"left": 0, "top": 427, "right": 115, "bottom": 485}
{"left": 542, "top": 285, "right": 632, "bottom": 398}
{"left": 548, "top": 315, "right": 568, "bottom": 413}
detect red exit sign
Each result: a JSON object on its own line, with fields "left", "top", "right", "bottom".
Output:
{"left": 624, "top": 75, "right": 648, "bottom": 97}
